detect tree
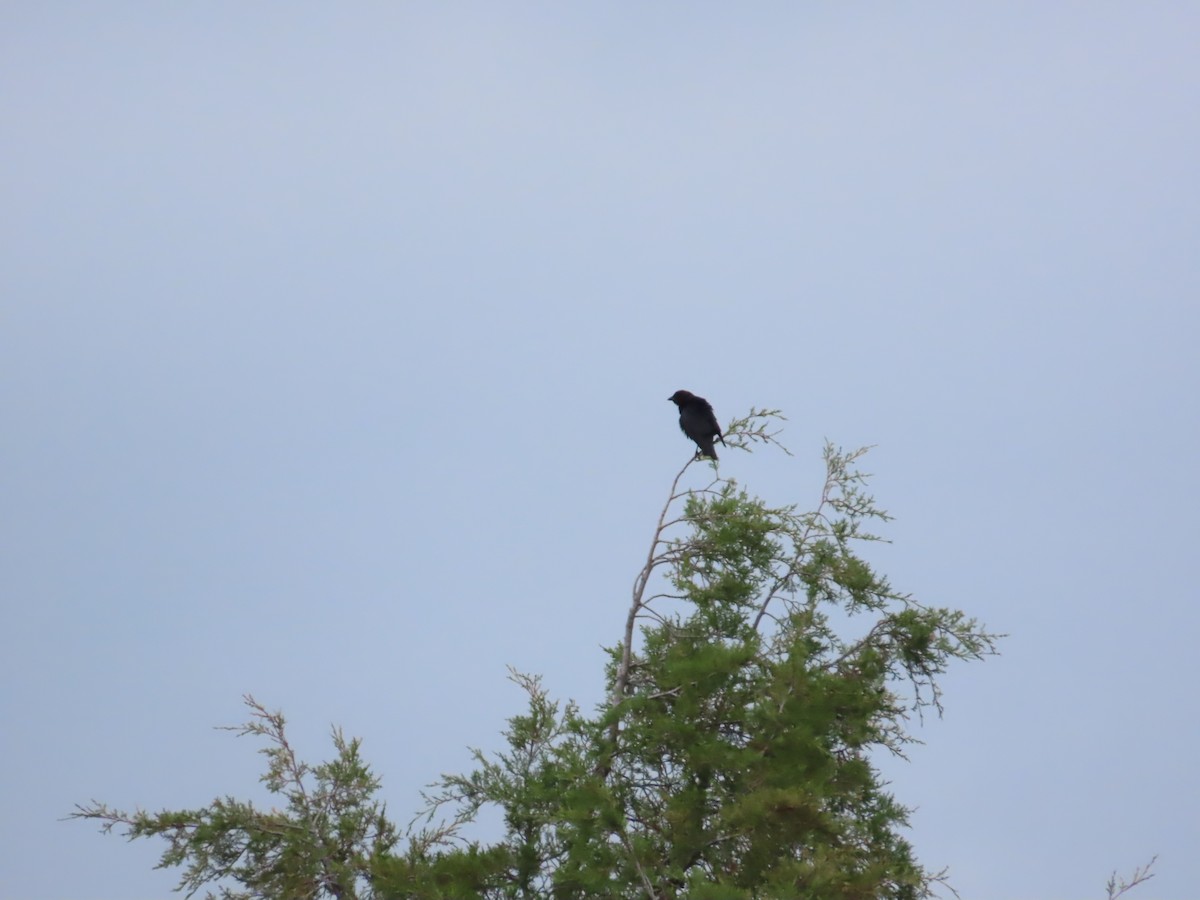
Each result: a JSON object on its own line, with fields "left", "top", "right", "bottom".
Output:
{"left": 73, "top": 698, "right": 397, "bottom": 899}
{"left": 75, "top": 409, "right": 1001, "bottom": 898}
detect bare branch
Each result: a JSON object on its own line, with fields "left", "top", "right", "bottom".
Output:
{"left": 1106, "top": 856, "right": 1158, "bottom": 899}
{"left": 612, "top": 457, "right": 694, "bottom": 712}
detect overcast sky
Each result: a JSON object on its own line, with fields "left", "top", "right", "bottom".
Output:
{"left": 2, "top": 5, "right": 1197, "bottom": 899}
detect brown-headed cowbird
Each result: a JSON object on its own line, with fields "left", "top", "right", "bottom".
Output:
{"left": 668, "top": 390, "right": 726, "bottom": 460}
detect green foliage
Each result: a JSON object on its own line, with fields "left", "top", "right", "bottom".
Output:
{"left": 407, "top": 415, "right": 999, "bottom": 898}
{"left": 74, "top": 410, "right": 1003, "bottom": 899}
{"left": 72, "top": 697, "right": 397, "bottom": 899}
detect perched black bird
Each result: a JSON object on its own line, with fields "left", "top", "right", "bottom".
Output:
{"left": 668, "top": 390, "right": 726, "bottom": 460}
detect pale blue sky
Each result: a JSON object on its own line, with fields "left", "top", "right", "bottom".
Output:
{"left": 2, "top": 5, "right": 1197, "bottom": 898}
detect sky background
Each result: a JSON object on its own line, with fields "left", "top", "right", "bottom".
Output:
{"left": 2, "top": 4, "right": 1197, "bottom": 898}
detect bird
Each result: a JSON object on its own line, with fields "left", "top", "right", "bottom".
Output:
{"left": 668, "top": 390, "right": 726, "bottom": 460}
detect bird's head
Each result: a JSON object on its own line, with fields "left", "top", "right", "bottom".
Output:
{"left": 668, "top": 390, "right": 695, "bottom": 406}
